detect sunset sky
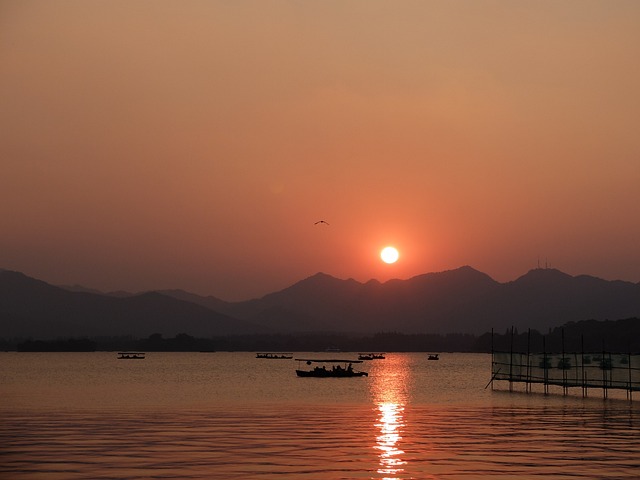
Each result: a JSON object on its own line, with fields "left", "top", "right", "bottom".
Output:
{"left": 2, "top": 1, "right": 639, "bottom": 301}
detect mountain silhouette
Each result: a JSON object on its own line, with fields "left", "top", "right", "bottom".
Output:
{"left": 0, "top": 270, "right": 262, "bottom": 339}
{"left": 2, "top": 266, "right": 640, "bottom": 339}
{"left": 208, "top": 267, "right": 500, "bottom": 333}
{"left": 153, "top": 266, "right": 640, "bottom": 335}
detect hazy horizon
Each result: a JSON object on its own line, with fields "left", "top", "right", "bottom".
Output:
{"left": 4, "top": 263, "right": 638, "bottom": 303}
{"left": 2, "top": 1, "right": 639, "bottom": 301}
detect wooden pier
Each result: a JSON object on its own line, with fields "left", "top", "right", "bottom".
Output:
{"left": 490, "top": 328, "right": 640, "bottom": 400}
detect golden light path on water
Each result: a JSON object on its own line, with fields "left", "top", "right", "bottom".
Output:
{"left": 370, "top": 355, "right": 410, "bottom": 479}
{"left": 376, "top": 402, "right": 406, "bottom": 478}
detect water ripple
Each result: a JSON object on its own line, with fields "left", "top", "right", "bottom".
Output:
{"left": 2, "top": 352, "right": 640, "bottom": 479}
{"left": 2, "top": 403, "right": 640, "bottom": 479}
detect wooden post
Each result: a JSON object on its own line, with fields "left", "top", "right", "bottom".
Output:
{"left": 491, "top": 328, "right": 494, "bottom": 391}
{"left": 509, "top": 326, "right": 514, "bottom": 392}
{"left": 602, "top": 341, "right": 607, "bottom": 400}
{"left": 526, "top": 329, "right": 531, "bottom": 393}
{"left": 581, "top": 335, "right": 586, "bottom": 398}
{"left": 629, "top": 351, "right": 633, "bottom": 402}
{"left": 560, "top": 328, "right": 568, "bottom": 396}
{"left": 543, "top": 335, "right": 548, "bottom": 395}
{"left": 573, "top": 351, "right": 579, "bottom": 393}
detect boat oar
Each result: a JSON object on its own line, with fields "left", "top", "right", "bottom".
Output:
{"left": 484, "top": 368, "right": 501, "bottom": 389}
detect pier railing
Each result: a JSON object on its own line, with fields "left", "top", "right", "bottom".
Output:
{"left": 490, "top": 329, "right": 640, "bottom": 400}
{"left": 492, "top": 351, "right": 640, "bottom": 399}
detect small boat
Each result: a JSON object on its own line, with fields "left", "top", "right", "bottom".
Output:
{"left": 295, "top": 358, "right": 368, "bottom": 377}
{"left": 256, "top": 352, "right": 293, "bottom": 359}
{"left": 117, "top": 351, "right": 145, "bottom": 360}
{"left": 358, "top": 352, "right": 386, "bottom": 360}
{"left": 428, "top": 354, "right": 440, "bottom": 361}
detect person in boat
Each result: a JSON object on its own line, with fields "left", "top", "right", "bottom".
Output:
{"left": 347, "top": 363, "right": 353, "bottom": 373}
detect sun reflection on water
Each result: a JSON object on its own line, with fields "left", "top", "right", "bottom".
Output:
{"left": 376, "top": 402, "right": 407, "bottom": 478}
{"left": 370, "top": 355, "right": 410, "bottom": 479}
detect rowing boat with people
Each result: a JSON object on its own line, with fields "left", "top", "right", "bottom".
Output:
{"left": 295, "top": 358, "right": 368, "bottom": 377}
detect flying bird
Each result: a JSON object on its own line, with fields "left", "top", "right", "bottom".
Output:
{"left": 314, "top": 220, "right": 329, "bottom": 225}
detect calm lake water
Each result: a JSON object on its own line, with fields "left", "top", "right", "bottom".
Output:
{"left": 1, "top": 352, "right": 639, "bottom": 479}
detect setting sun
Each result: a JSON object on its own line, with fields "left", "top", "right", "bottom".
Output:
{"left": 380, "top": 247, "right": 399, "bottom": 264}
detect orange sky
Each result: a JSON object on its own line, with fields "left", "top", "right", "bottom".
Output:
{"left": 1, "top": 1, "right": 639, "bottom": 300}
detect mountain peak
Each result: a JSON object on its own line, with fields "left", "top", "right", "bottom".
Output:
{"left": 514, "top": 268, "right": 573, "bottom": 284}
{"left": 307, "top": 271, "right": 337, "bottom": 281}
{"left": 277, "top": 272, "right": 347, "bottom": 295}
{"left": 409, "top": 265, "right": 498, "bottom": 285}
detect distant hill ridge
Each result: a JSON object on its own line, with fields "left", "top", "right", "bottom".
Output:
{"left": 1, "top": 267, "right": 639, "bottom": 339}
{"left": 0, "top": 270, "right": 260, "bottom": 339}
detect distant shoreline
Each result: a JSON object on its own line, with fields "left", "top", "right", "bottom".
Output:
{"left": 5, "top": 318, "right": 640, "bottom": 353}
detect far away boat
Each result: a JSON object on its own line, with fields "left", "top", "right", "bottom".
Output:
{"left": 295, "top": 358, "right": 368, "bottom": 377}
{"left": 358, "top": 352, "right": 386, "bottom": 360}
{"left": 428, "top": 354, "right": 440, "bottom": 360}
{"left": 117, "top": 352, "right": 145, "bottom": 359}
{"left": 256, "top": 352, "right": 293, "bottom": 359}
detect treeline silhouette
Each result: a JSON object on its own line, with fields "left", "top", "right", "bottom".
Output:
{"left": 4, "top": 318, "right": 638, "bottom": 353}
{"left": 481, "top": 317, "right": 640, "bottom": 353}
{"left": 6, "top": 332, "right": 477, "bottom": 353}
{"left": 16, "top": 338, "right": 97, "bottom": 352}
